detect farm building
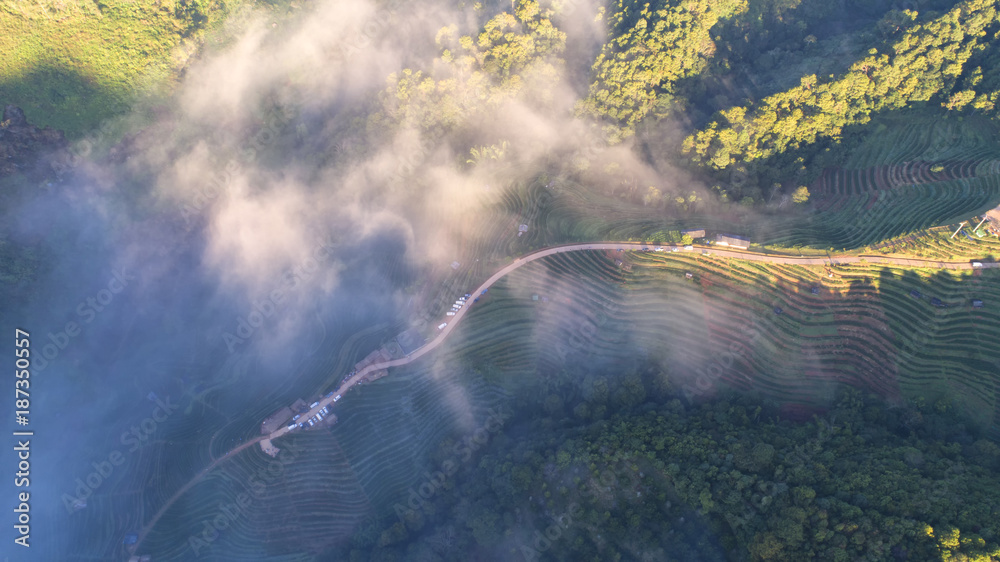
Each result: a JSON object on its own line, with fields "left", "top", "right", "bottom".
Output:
{"left": 395, "top": 329, "right": 424, "bottom": 355}
{"left": 682, "top": 228, "right": 706, "bottom": 238}
{"left": 354, "top": 347, "right": 392, "bottom": 372}
{"left": 715, "top": 234, "right": 751, "bottom": 249}
{"left": 260, "top": 406, "right": 293, "bottom": 434}
{"left": 973, "top": 300, "right": 984, "bottom": 308}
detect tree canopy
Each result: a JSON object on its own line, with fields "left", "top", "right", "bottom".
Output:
{"left": 373, "top": 0, "right": 566, "bottom": 136}
{"left": 579, "top": 0, "right": 748, "bottom": 138}
{"left": 681, "top": 0, "right": 1000, "bottom": 170}
{"left": 345, "top": 370, "right": 1000, "bottom": 561}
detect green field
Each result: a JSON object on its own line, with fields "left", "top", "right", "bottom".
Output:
{"left": 0, "top": 0, "right": 304, "bottom": 138}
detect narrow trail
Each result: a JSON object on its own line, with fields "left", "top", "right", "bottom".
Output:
{"left": 131, "top": 241, "right": 992, "bottom": 557}
{"left": 132, "top": 435, "right": 266, "bottom": 553}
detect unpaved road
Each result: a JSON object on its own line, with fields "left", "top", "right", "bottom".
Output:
{"left": 266, "top": 241, "right": 990, "bottom": 442}
{"left": 132, "top": 241, "right": 990, "bottom": 557}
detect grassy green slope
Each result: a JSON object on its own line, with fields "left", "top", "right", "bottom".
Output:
{"left": 0, "top": 0, "right": 233, "bottom": 137}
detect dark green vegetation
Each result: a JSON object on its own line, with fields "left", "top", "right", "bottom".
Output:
{"left": 372, "top": 0, "right": 566, "bottom": 138}
{"left": 362, "top": 0, "right": 1000, "bottom": 252}
{"left": 681, "top": 0, "right": 1000, "bottom": 177}
{"left": 302, "top": 247, "right": 998, "bottom": 561}
{"left": 579, "top": 0, "right": 747, "bottom": 136}
{"left": 352, "top": 385, "right": 1000, "bottom": 561}
{"left": 585, "top": 0, "right": 1000, "bottom": 202}
{"left": 753, "top": 114, "right": 1000, "bottom": 248}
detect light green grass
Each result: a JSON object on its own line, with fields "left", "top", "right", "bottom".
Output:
{"left": 0, "top": 0, "right": 237, "bottom": 137}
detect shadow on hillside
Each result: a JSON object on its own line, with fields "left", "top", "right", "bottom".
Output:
{"left": 874, "top": 267, "right": 1000, "bottom": 438}
{"left": 678, "top": 0, "right": 966, "bottom": 125}
{"left": 663, "top": 261, "right": 999, "bottom": 440}
{"left": 0, "top": 63, "right": 126, "bottom": 139}
{"left": 733, "top": 104, "right": 1000, "bottom": 249}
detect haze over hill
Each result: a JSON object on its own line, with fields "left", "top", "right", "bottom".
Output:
{"left": 2, "top": 0, "right": 1000, "bottom": 560}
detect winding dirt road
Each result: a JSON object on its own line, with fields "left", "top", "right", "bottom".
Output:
{"left": 265, "top": 241, "right": 992, "bottom": 443}
{"left": 131, "top": 436, "right": 266, "bottom": 554}
{"left": 131, "top": 241, "right": 991, "bottom": 558}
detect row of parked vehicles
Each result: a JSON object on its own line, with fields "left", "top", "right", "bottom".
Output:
{"left": 286, "top": 392, "right": 342, "bottom": 431}
{"left": 440, "top": 294, "right": 473, "bottom": 329}
{"left": 627, "top": 245, "right": 697, "bottom": 253}
{"left": 302, "top": 404, "right": 330, "bottom": 428}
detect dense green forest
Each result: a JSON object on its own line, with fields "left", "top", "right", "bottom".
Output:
{"left": 371, "top": 0, "right": 567, "bottom": 142}
{"left": 578, "top": 0, "right": 748, "bottom": 137}
{"left": 347, "top": 370, "right": 1000, "bottom": 561}
{"left": 680, "top": 0, "right": 1000, "bottom": 170}
{"left": 582, "top": 0, "right": 1000, "bottom": 191}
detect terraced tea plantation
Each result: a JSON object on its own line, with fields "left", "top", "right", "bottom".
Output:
{"left": 441, "top": 246, "right": 1000, "bottom": 436}
{"left": 408, "top": 240, "right": 1000, "bottom": 439}
{"left": 452, "top": 116, "right": 1000, "bottom": 255}
{"left": 760, "top": 116, "right": 1000, "bottom": 249}
{"left": 624, "top": 251, "right": 1000, "bottom": 436}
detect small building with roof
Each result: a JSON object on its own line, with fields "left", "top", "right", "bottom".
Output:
{"left": 395, "top": 328, "right": 424, "bottom": 355}
{"left": 715, "top": 234, "right": 751, "bottom": 249}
